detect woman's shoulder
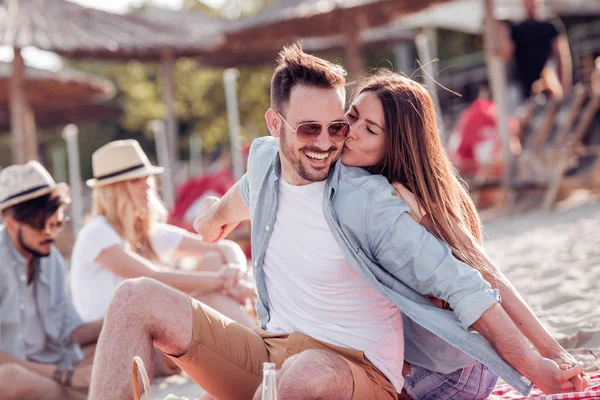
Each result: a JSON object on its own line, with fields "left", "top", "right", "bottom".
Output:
{"left": 76, "top": 216, "right": 122, "bottom": 244}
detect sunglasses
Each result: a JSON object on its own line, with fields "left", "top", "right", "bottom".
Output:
{"left": 277, "top": 111, "right": 350, "bottom": 143}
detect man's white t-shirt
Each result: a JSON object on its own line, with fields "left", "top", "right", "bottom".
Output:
{"left": 70, "top": 216, "right": 184, "bottom": 322}
{"left": 264, "top": 178, "right": 405, "bottom": 392}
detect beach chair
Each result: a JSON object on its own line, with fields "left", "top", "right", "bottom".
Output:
{"left": 542, "top": 85, "right": 600, "bottom": 209}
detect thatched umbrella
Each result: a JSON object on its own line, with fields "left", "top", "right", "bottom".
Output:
{"left": 222, "top": 0, "right": 454, "bottom": 77}
{"left": 0, "top": 58, "right": 115, "bottom": 161}
{"left": 0, "top": 0, "right": 220, "bottom": 164}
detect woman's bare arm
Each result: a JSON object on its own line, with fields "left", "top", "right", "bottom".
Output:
{"left": 96, "top": 245, "right": 234, "bottom": 294}
{"left": 173, "top": 233, "right": 247, "bottom": 268}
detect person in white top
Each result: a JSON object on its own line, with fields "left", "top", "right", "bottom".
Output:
{"left": 70, "top": 140, "right": 256, "bottom": 376}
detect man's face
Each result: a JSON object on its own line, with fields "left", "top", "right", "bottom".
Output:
{"left": 12, "top": 208, "right": 65, "bottom": 258}
{"left": 272, "top": 85, "right": 346, "bottom": 185}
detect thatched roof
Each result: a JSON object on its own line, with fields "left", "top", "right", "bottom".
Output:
{"left": 224, "top": 0, "right": 453, "bottom": 50}
{"left": 0, "top": 61, "right": 114, "bottom": 107}
{"left": 134, "top": 6, "right": 414, "bottom": 68}
{"left": 0, "top": 0, "right": 222, "bottom": 61}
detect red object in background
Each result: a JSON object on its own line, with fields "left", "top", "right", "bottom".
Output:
{"left": 489, "top": 371, "right": 600, "bottom": 399}
{"left": 168, "top": 168, "right": 251, "bottom": 258}
{"left": 449, "top": 99, "right": 518, "bottom": 179}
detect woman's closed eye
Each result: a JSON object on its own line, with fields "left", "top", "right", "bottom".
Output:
{"left": 346, "top": 113, "right": 377, "bottom": 134}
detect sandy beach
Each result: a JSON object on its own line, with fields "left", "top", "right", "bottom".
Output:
{"left": 483, "top": 197, "right": 600, "bottom": 373}
{"left": 149, "top": 197, "right": 600, "bottom": 399}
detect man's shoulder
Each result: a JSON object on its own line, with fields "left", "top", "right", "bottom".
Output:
{"left": 337, "top": 164, "right": 393, "bottom": 197}
{"left": 249, "top": 136, "right": 278, "bottom": 162}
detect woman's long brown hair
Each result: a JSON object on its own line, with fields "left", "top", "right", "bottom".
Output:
{"left": 354, "top": 71, "right": 505, "bottom": 285}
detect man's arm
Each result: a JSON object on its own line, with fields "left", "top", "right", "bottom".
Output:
{"left": 193, "top": 181, "right": 251, "bottom": 244}
{"left": 0, "top": 351, "right": 55, "bottom": 379}
{"left": 0, "top": 351, "right": 93, "bottom": 389}
{"left": 494, "top": 20, "right": 514, "bottom": 63}
{"left": 69, "top": 319, "right": 103, "bottom": 347}
{"left": 552, "top": 34, "right": 573, "bottom": 93}
{"left": 473, "top": 304, "right": 583, "bottom": 394}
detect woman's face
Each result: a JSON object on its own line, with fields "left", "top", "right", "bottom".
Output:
{"left": 129, "top": 175, "right": 152, "bottom": 207}
{"left": 341, "top": 91, "right": 386, "bottom": 168}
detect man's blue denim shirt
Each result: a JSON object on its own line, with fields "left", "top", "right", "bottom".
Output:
{"left": 0, "top": 227, "right": 84, "bottom": 368}
{"left": 239, "top": 137, "right": 532, "bottom": 395}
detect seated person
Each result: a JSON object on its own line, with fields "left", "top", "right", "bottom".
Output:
{"left": 0, "top": 161, "right": 102, "bottom": 400}
{"left": 448, "top": 86, "right": 521, "bottom": 182}
{"left": 70, "top": 140, "right": 255, "bottom": 331}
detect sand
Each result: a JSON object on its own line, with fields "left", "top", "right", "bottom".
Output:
{"left": 148, "top": 197, "right": 600, "bottom": 398}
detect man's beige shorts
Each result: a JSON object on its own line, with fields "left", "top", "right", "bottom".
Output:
{"left": 166, "top": 298, "right": 398, "bottom": 400}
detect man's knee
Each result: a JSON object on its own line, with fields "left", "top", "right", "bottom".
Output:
{"left": 111, "top": 277, "right": 161, "bottom": 306}
{"left": 279, "top": 350, "right": 354, "bottom": 399}
{"left": 0, "top": 364, "right": 39, "bottom": 399}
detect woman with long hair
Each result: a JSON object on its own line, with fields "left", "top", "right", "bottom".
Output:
{"left": 341, "top": 71, "right": 588, "bottom": 399}
{"left": 70, "top": 140, "right": 255, "bottom": 336}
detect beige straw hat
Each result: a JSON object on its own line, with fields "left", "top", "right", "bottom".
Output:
{"left": 0, "top": 161, "right": 69, "bottom": 211}
{"left": 86, "top": 139, "right": 164, "bottom": 188}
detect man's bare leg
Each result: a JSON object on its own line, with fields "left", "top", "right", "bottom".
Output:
{"left": 253, "top": 350, "right": 354, "bottom": 400}
{"left": 0, "top": 364, "right": 86, "bottom": 400}
{"left": 197, "top": 292, "right": 255, "bottom": 328}
{"left": 89, "top": 278, "right": 194, "bottom": 399}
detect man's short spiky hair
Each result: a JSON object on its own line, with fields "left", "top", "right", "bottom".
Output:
{"left": 271, "top": 43, "right": 347, "bottom": 114}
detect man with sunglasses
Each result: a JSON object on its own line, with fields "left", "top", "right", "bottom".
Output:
{"left": 89, "top": 44, "right": 583, "bottom": 400}
{"left": 0, "top": 161, "right": 102, "bottom": 400}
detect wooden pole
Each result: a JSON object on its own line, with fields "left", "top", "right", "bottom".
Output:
{"left": 483, "top": 0, "right": 514, "bottom": 189}
{"left": 150, "top": 120, "right": 176, "bottom": 208}
{"left": 9, "top": 48, "right": 27, "bottom": 164}
{"left": 62, "top": 124, "right": 83, "bottom": 236}
{"left": 344, "top": 30, "right": 364, "bottom": 78}
{"left": 415, "top": 28, "right": 446, "bottom": 142}
{"left": 23, "top": 96, "right": 39, "bottom": 161}
{"left": 223, "top": 68, "right": 244, "bottom": 180}
{"left": 160, "top": 50, "right": 178, "bottom": 172}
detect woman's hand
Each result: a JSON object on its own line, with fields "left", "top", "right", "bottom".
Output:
{"left": 392, "top": 182, "right": 425, "bottom": 223}
{"left": 226, "top": 280, "right": 258, "bottom": 306}
{"left": 545, "top": 348, "right": 590, "bottom": 392}
{"left": 216, "top": 266, "right": 240, "bottom": 293}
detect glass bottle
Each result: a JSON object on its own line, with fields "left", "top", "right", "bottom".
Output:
{"left": 261, "top": 362, "right": 278, "bottom": 400}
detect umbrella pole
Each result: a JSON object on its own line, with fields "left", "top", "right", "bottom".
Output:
{"left": 23, "top": 96, "right": 39, "bottom": 161}
{"left": 415, "top": 28, "right": 445, "bottom": 142}
{"left": 223, "top": 68, "right": 244, "bottom": 180}
{"left": 483, "top": 0, "right": 513, "bottom": 191}
{"left": 62, "top": 124, "right": 83, "bottom": 236}
{"left": 9, "top": 48, "right": 27, "bottom": 163}
{"left": 150, "top": 120, "right": 176, "bottom": 208}
{"left": 160, "top": 51, "right": 178, "bottom": 171}
{"left": 344, "top": 30, "right": 364, "bottom": 78}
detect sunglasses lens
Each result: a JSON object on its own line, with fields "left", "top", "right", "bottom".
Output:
{"left": 296, "top": 123, "right": 323, "bottom": 141}
{"left": 328, "top": 122, "right": 350, "bottom": 142}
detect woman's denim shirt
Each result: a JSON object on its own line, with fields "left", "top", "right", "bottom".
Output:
{"left": 239, "top": 137, "right": 532, "bottom": 395}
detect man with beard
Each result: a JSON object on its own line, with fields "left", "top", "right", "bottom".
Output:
{"left": 0, "top": 161, "right": 103, "bottom": 400}
{"left": 89, "top": 45, "right": 582, "bottom": 400}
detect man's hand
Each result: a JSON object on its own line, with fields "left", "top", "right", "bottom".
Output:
{"left": 71, "top": 364, "right": 93, "bottom": 389}
{"left": 529, "top": 357, "right": 585, "bottom": 394}
{"left": 193, "top": 196, "right": 239, "bottom": 244}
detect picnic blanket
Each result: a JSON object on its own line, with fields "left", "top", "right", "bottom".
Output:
{"left": 489, "top": 372, "right": 600, "bottom": 399}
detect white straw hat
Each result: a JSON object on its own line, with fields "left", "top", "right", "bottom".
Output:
{"left": 0, "top": 161, "right": 69, "bottom": 211}
{"left": 86, "top": 139, "right": 164, "bottom": 188}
